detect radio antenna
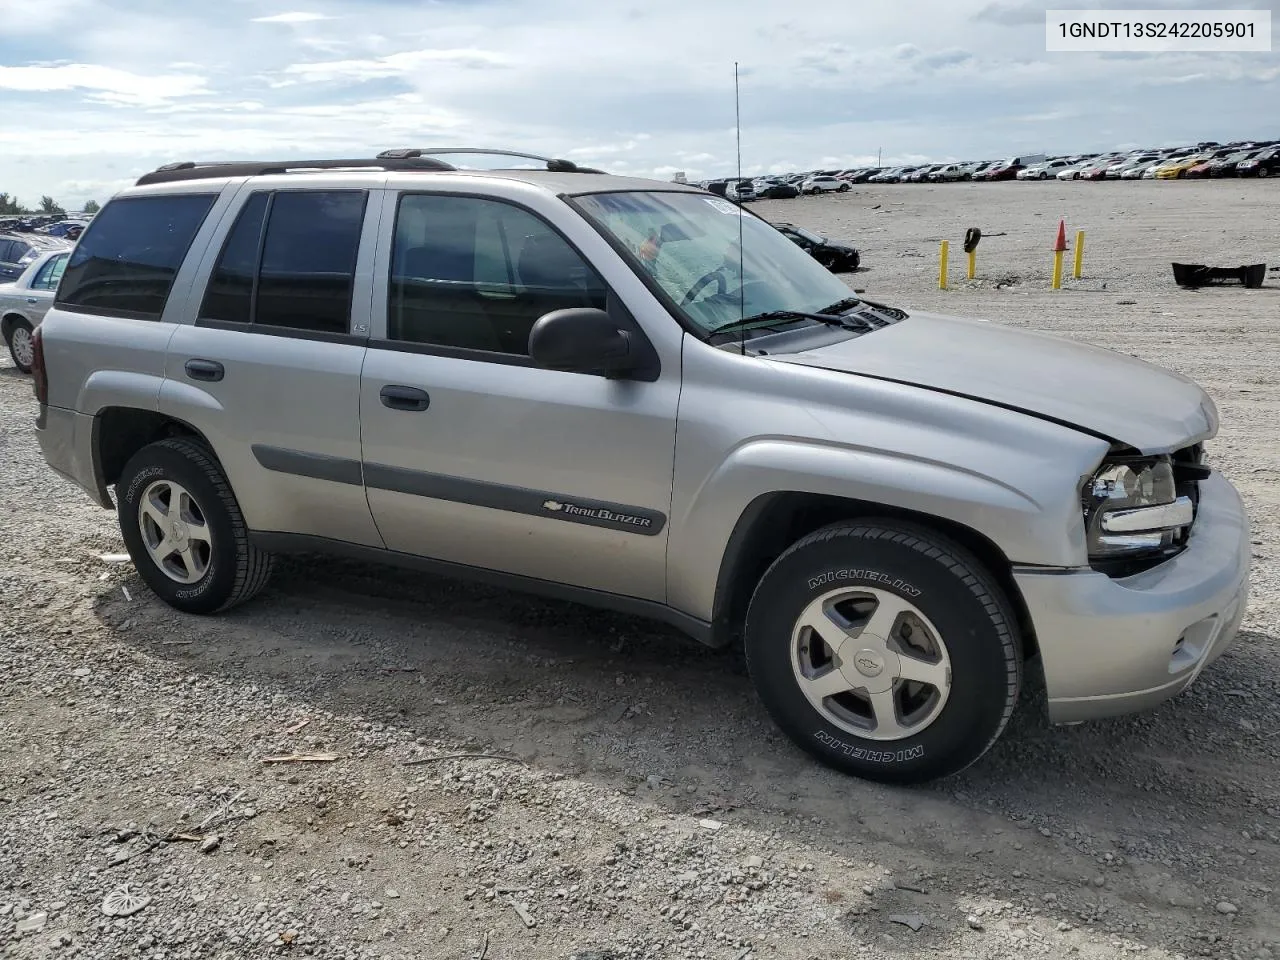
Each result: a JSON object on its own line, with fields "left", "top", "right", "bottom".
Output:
{"left": 734, "top": 61, "right": 746, "bottom": 356}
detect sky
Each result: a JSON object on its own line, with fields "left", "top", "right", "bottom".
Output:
{"left": 1, "top": 0, "right": 1277, "bottom": 208}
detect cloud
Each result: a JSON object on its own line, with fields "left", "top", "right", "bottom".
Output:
{"left": 280, "top": 47, "right": 509, "bottom": 83}
{"left": 919, "top": 48, "right": 974, "bottom": 67}
{"left": 251, "top": 11, "right": 335, "bottom": 22}
{"left": 0, "top": 0, "right": 1277, "bottom": 202}
{"left": 0, "top": 62, "right": 208, "bottom": 106}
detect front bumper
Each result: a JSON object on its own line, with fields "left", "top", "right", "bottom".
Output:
{"left": 1015, "top": 471, "right": 1251, "bottom": 724}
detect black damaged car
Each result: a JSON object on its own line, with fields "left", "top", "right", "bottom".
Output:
{"left": 771, "top": 222, "right": 861, "bottom": 272}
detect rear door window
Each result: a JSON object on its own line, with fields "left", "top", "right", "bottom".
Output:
{"left": 31, "top": 253, "right": 69, "bottom": 290}
{"left": 56, "top": 194, "right": 217, "bottom": 320}
{"left": 197, "top": 190, "right": 367, "bottom": 335}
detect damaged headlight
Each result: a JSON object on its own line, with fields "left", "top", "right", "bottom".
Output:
{"left": 1082, "top": 457, "right": 1196, "bottom": 565}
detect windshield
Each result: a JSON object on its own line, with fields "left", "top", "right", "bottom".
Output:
{"left": 573, "top": 190, "right": 855, "bottom": 335}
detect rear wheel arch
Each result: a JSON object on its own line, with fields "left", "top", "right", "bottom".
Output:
{"left": 93, "top": 407, "right": 219, "bottom": 502}
{"left": 709, "top": 491, "right": 1038, "bottom": 661}
{"left": 2, "top": 312, "right": 25, "bottom": 339}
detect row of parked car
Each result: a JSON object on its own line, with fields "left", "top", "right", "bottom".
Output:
{"left": 1052, "top": 142, "right": 1280, "bottom": 180}
{"left": 0, "top": 213, "right": 90, "bottom": 278}
{"left": 688, "top": 138, "right": 1280, "bottom": 198}
{"left": 0, "top": 215, "right": 91, "bottom": 370}
{"left": 696, "top": 174, "right": 848, "bottom": 201}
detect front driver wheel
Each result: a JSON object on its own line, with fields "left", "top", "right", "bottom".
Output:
{"left": 117, "top": 438, "right": 275, "bottom": 614}
{"left": 743, "top": 520, "right": 1022, "bottom": 784}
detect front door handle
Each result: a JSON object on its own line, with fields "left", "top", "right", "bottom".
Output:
{"left": 380, "top": 384, "right": 431, "bottom": 411}
{"left": 185, "top": 359, "right": 224, "bottom": 382}
{"left": 26, "top": 297, "right": 38, "bottom": 304}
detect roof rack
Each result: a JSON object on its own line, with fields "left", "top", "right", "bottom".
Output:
{"left": 134, "top": 148, "right": 605, "bottom": 186}
{"left": 374, "top": 147, "right": 605, "bottom": 174}
{"left": 135, "top": 156, "right": 454, "bottom": 186}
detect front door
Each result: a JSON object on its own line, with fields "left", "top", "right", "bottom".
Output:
{"left": 358, "top": 190, "right": 680, "bottom": 601}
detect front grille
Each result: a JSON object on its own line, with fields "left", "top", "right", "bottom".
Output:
{"left": 1172, "top": 442, "right": 1205, "bottom": 541}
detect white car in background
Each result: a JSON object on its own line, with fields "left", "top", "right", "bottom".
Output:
{"left": 801, "top": 175, "right": 850, "bottom": 194}
{"left": 1, "top": 248, "right": 69, "bottom": 373}
{"left": 1017, "top": 158, "right": 1074, "bottom": 180}
{"left": 931, "top": 162, "right": 978, "bottom": 182}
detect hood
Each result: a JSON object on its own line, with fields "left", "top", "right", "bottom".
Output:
{"left": 776, "top": 310, "right": 1216, "bottom": 455}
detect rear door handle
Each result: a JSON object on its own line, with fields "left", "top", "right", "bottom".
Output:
{"left": 379, "top": 384, "right": 431, "bottom": 411}
{"left": 26, "top": 297, "right": 38, "bottom": 304}
{"left": 185, "top": 359, "right": 224, "bottom": 382}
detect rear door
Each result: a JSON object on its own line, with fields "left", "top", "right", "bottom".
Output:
{"left": 24, "top": 252, "right": 68, "bottom": 322}
{"left": 161, "top": 183, "right": 383, "bottom": 547}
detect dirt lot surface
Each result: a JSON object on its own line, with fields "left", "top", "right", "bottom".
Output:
{"left": 2, "top": 179, "right": 1278, "bottom": 960}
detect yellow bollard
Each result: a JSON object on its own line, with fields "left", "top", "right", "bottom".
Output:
{"left": 939, "top": 240, "right": 949, "bottom": 289}
{"left": 967, "top": 249, "right": 976, "bottom": 280}
{"left": 1072, "top": 230, "right": 1085, "bottom": 279}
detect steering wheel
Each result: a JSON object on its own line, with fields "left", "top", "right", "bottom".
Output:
{"left": 680, "top": 269, "right": 728, "bottom": 306}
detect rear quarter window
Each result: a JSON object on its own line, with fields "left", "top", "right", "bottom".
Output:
{"left": 56, "top": 193, "right": 217, "bottom": 320}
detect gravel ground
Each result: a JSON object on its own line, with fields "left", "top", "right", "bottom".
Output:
{"left": 2, "top": 178, "right": 1278, "bottom": 960}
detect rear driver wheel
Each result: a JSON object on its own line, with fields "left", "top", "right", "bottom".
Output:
{"left": 5, "top": 318, "right": 34, "bottom": 373}
{"left": 117, "top": 438, "right": 275, "bottom": 614}
{"left": 743, "top": 520, "right": 1022, "bottom": 784}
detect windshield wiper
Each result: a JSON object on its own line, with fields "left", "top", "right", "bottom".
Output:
{"left": 707, "top": 309, "right": 869, "bottom": 340}
{"left": 816, "top": 295, "right": 863, "bottom": 314}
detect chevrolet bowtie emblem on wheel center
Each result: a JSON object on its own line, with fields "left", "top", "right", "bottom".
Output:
{"left": 854, "top": 649, "right": 886, "bottom": 678}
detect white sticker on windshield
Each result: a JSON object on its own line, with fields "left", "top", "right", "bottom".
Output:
{"left": 704, "top": 198, "right": 741, "bottom": 215}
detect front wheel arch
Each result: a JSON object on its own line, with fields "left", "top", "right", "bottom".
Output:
{"left": 709, "top": 491, "right": 1037, "bottom": 661}
{"left": 2, "top": 312, "right": 32, "bottom": 344}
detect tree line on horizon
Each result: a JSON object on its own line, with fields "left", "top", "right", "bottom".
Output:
{"left": 0, "top": 195, "right": 100, "bottom": 217}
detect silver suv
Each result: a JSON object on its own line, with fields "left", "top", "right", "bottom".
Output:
{"left": 31, "top": 149, "right": 1250, "bottom": 784}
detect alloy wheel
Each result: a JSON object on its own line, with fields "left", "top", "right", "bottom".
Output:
{"left": 791, "top": 586, "right": 952, "bottom": 741}
{"left": 138, "top": 479, "right": 213, "bottom": 584}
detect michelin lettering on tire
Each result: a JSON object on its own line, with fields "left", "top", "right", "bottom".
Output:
{"left": 814, "top": 730, "right": 925, "bottom": 763}
{"left": 125, "top": 465, "right": 165, "bottom": 503}
{"left": 174, "top": 573, "right": 214, "bottom": 601}
{"left": 807, "top": 568, "right": 921, "bottom": 597}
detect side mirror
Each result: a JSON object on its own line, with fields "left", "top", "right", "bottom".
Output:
{"left": 529, "top": 307, "right": 633, "bottom": 377}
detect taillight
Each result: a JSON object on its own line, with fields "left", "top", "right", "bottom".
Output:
{"left": 31, "top": 326, "right": 48, "bottom": 405}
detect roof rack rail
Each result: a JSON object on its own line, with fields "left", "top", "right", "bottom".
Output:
{"left": 134, "top": 156, "right": 455, "bottom": 186}
{"left": 374, "top": 147, "right": 605, "bottom": 174}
